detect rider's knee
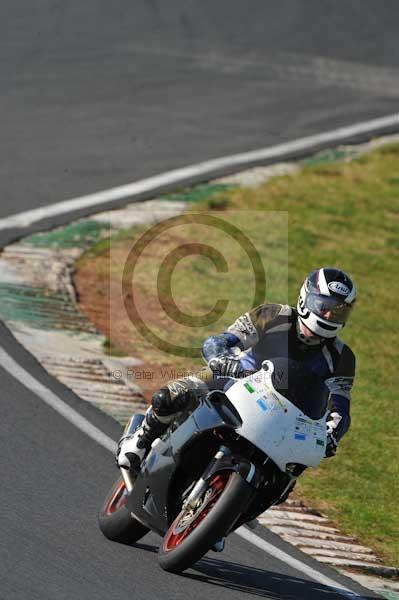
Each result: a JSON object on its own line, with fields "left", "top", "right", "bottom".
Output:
{"left": 152, "top": 386, "right": 192, "bottom": 418}
{"left": 152, "top": 387, "right": 174, "bottom": 417}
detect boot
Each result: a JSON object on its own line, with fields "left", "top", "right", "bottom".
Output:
{"left": 211, "top": 538, "right": 226, "bottom": 552}
{"left": 117, "top": 408, "right": 167, "bottom": 472}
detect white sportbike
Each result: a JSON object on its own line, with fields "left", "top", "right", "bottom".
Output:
{"left": 99, "top": 357, "right": 328, "bottom": 573}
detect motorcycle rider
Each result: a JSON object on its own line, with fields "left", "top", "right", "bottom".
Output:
{"left": 117, "top": 267, "right": 356, "bottom": 474}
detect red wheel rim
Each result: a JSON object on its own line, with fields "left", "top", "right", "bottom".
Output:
{"left": 103, "top": 478, "right": 127, "bottom": 516}
{"left": 163, "top": 471, "right": 232, "bottom": 552}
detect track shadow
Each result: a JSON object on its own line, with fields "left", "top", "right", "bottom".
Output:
{"left": 125, "top": 541, "right": 377, "bottom": 599}
{"left": 181, "top": 556, "right": 377, "bottom": 600}
{"left": 133, "top": 541, "right": 158, "bottom": 553}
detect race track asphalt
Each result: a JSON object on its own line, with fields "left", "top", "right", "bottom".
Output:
{"left": 1, "top": 2, "right": 398, "bottom": 598}
{"left": 1, "top": 0, "right": 399, "bottom": 224}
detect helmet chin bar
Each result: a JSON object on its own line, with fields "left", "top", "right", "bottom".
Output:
{"left": 297, "top": 312, "right": 341, "bottom": 339}
{"left": 296, "top": 318, "right": 323, "bottom": 345}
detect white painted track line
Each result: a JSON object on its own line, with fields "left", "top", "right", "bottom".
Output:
{"left": 0, "top": 112, "right": 398, "bottom": 231}
{"left": 0, "top": 346, "right": 117, "bottom": 454}
{"left": 236, "top": 527, "right": 362, "bottom": 599}
{"left": 0, "top": 344, "right": 367, "bottom": 598}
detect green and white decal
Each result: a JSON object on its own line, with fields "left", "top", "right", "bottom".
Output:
{"left": 243, "top": 382, "right": 255, "bottom": 394}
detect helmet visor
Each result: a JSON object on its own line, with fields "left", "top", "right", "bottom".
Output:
{"left": 306, "top": 294, "right": 353, "bottom": 324}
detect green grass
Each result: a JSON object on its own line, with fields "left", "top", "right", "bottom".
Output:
{"left": 77, "top": 142, "right": 399, "bottom": 566}
{"left": 25, "top": 220, "right": 110, "bottom": 248}
{"left": 160, "top": 183, "right": 235, "bottom": 203}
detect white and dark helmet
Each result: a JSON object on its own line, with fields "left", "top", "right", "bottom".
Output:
{"left": 297, "top": 268, "right": 356, "bottom": 338}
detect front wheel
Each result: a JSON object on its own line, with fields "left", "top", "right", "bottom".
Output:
{"left": 98, "top": 476, "right": 149, "bottom": 544}
{"left": 158, "top": 470, "right": 254, "bottom": 573}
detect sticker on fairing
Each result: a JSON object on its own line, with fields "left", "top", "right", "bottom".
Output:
{"left": 244, "top": 382, "right": 255, "bottom": 393}
{"left": 295, "top": 433, "right": 306, "bottom": 441}
{"left": 295, "top": 417, "right": 310, "bottom": 435}
{"left": 295, "top": 415, "right": 325, "bottom": 442}
{"left": 256, "top": 398, "right": 268, "bottom": 412}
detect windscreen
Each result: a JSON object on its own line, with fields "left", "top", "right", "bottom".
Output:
{"left": 269, "top": 357, "right": 328, "bottom": 420}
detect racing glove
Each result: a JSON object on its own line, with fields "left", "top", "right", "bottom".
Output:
{"left": 209, "top": 356, "right": 242, "bottom": 378}
{"left": 325, "top": 413, "right": 340, "bottom": 457}
{"left": 325, "top": 431, "right": 337, "bottom": 457}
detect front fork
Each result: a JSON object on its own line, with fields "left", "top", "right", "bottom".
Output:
{"left": 182, "top": 445, "right": 258, "bottom": 510}
{"left": 121, "top": 468, "right": 134, "bottom": 493}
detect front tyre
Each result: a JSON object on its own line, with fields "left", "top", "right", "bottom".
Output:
{"left": 98, "top": 476, "right": 149, "bottom": 544}
{"left": 158, "top": 470, "right": 254, "bottom": 573}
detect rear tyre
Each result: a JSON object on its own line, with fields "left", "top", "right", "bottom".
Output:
{"left": 158, "top": 470, "right": 254, "bottom": 573}
{"left": 98, "top": 476, "right": 149, "bottom": 544}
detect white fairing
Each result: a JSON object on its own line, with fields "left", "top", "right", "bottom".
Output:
{"left": 225, "top": 362, "right": 327, "bottom": 472}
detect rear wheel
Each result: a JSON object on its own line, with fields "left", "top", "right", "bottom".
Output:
{"left": 98, "top": 476, "right": 149, "bottom": 544}
{"left": 158, "top": 470, "right": 254, "bottom": 573}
